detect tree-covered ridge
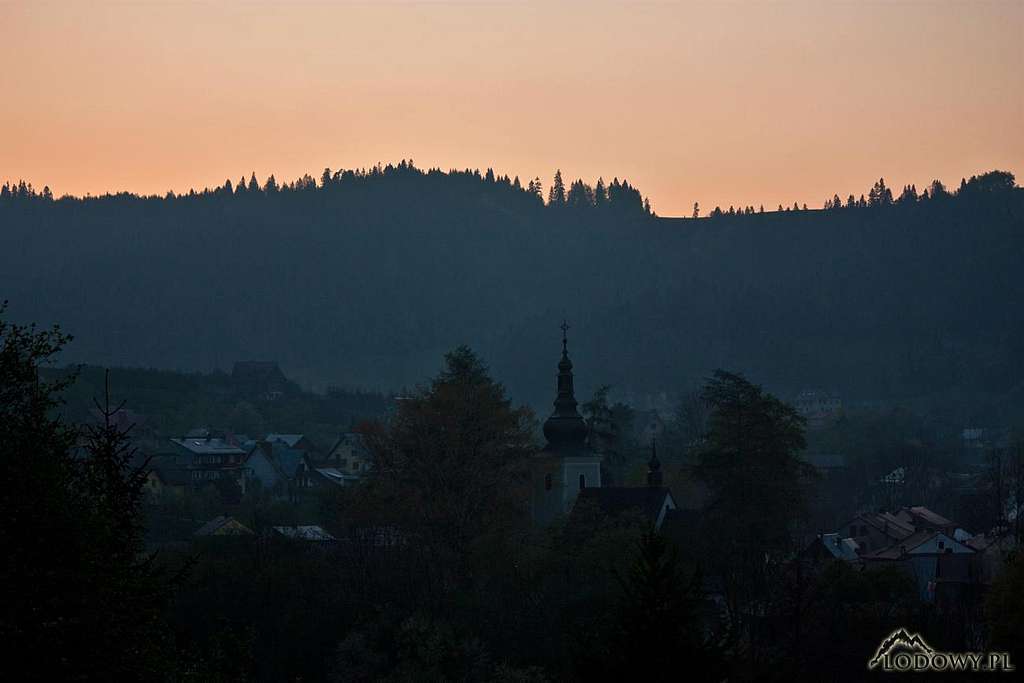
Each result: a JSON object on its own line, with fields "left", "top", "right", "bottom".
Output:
{"left": 0, "top": 160, "right": 654, "bottom": 217}
{"left": 1, "top": 164, "right": 1021, "bottom": 417}
{"left": 699, "top": 170, "right": 1017, "bottom": 217}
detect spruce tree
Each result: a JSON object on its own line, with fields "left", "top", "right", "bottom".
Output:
{"left": 548, "top": 169, "right": 566, "bottom": 205}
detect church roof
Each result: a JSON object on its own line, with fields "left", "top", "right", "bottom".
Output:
{"left": 575, "top": 487, "right": 675, "bottom": 526}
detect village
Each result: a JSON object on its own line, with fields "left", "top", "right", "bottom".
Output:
{"left": 125, "top": 332, "right": 1021, "bottom": 647}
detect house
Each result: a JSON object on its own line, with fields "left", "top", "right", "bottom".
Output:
{"left": 893, "top": 506, "right": 959, "bottom": 537}
{"left": 145, "top": 466, "right": 190, "bottom": 499}
{"left": 861, "top": 529, "right": 976, "bottom": 602}
{"left": 272, "top": 525, "right": 336, "bottom": 542}
{"left": 530, "top": 325, "right": 603, "bottom": 524}
{"left": 321, "top": 432, "right": 374, "bottom": 476}
{"left": 311, "top": 467, "right": 362, "bottom": 487}
{"left": 840, "top": 510, "right": 915, "bottom": 554}
{"left": 801, "top": 533, "right": 860, "bottom": 563}
{"left": 160, "top": 435, "right": 249, "bottom": 496}
{"left": 194, "top": 515, "right": 254, "bottom": 537}
{"left": 245, "top": 440, "right": 316, "bottom": 500}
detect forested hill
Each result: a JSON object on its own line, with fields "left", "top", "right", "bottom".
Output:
{"left": 2, "top": 165, "right": 1022, "bottom": 416}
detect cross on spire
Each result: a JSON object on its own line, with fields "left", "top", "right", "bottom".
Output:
{"left": 561, "top": 319, "right": 570, "bottom": 352}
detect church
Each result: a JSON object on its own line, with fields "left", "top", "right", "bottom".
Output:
{"left": 530, "top": 323, "right": 677, "bottom": 527}
{"left": 530, "top": 323, "right": 603, "bottom": 525}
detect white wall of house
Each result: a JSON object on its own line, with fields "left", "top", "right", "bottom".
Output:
{"left": 909, "top": 533, "right": 972, "bottom": 555}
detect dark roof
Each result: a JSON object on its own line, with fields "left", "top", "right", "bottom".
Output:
{"left": 849, "top": 511, "right": 915, "bottom": 540}
{"left": 266, "top": 433, "right": 307, "bottom": 448}
{"left": 904, "top": 506, "right": 955, "bottom": 529}
{"left": 863, "top": 529, "right": 973, "bottom": 561}
{"left": 171, "top": 437, "right": 246, "bottom": 456}
{"left": 272, "top": 526, "right": 336, "bottom": 541}
{"left": 247, "top": 441, "right": 308, "bottom": 479}
{"left": 802, "top": 533, "right": 860, "bottom": 562}
{"left": 575, "top": 487, "right": 674, "bottom": 526}
{"left": 328, "top": 432, "right": 368, "bottom": 454}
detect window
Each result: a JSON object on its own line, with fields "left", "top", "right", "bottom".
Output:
{"left": 544, "top": 473, "right": 552, "bottom": 491}
{"left": 579, "top": 473, "right": 586, "bottom": 490}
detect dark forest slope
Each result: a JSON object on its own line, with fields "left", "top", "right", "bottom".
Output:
{"left": 2, "top": 166, "right": 1022, "bottom": 412}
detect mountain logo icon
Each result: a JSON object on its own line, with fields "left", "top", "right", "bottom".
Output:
{"left": 868, "top": 628, "right": 935, "bottom": 669}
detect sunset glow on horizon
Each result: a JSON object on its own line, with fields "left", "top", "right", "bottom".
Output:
{"left": 2, "top": 0, "right": 1021, "bottom": 216}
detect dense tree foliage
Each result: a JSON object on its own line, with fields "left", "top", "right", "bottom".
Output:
{"left": 357, "top": 346, "right": 536, "bottom": 589}
{"left": 692, "top": 371, "right": 812, "bottom": 664}
{"left": 0, "top": 307, "right": 179, "bottom": 679}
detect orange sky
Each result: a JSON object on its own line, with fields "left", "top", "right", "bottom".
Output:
{"left": 1, "top": 1, "right": 1021, "bottom": 216}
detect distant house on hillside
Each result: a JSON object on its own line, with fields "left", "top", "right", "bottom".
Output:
{"left": 231, "top": 361, "right": 296, "bottom": 400}
{"left": 194, "top": 515, "right": 253, "bottom": 537}
{"left": 961, "top": 427, "right": 1010, "bottom": 465}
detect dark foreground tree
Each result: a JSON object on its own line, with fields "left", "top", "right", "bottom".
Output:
{"left": 986, "top": 551, "right": 1024, "bottom": 665}
{"left": 0, "top": 306, "right": 178, "bottom": 679}
{"left": 574, "top": 531, "right": 724, "bottom": 681}
{"left": 361, "top": 346, "right": 536, "bottom": 592}
{"left": 693, "top": 370, "right": 812, "bottom": 667}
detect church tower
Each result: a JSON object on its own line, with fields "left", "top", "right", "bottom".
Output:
{"left": 531, "top": 322, "right": 603, "bottom": 524}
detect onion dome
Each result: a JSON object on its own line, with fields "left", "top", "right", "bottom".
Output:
{"left": 542, "top": 321, "right": 589, "bottom": 450}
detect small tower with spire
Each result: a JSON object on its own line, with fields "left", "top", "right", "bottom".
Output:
{"left": 647, "top": 437, "right": 663, "bottom": 487}
{"left": 531, "top": 320, "right": 603, "bottom": 525}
